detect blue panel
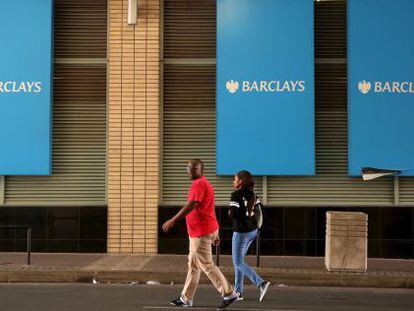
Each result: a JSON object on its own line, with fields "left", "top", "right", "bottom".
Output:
{"left": 0, "top": 0, "right": 53, "bottom": 175}
{"left": 216, "top": 0, "right": 315, "bottom": 176}
{"left": 348, "top": 0, "right": 414, "bottom": 176}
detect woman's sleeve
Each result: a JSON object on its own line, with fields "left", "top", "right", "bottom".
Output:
{"left": 228, "top": 192, "right": 239, "bottom": 218}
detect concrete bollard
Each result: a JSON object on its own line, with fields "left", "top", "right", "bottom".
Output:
{"left": 325, "top": 211, "right": 368, "bottom": 272}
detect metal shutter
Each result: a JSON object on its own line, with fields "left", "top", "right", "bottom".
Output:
{"left": 54, "top": 0, "right": 107, "bottom": 59}
{"left": 163, "top": 0, "right": 216, "bottom": 59}
{"left": 268, "top": 0, "right": 394, "bottom": 205}
{"left": 267, "top": 0, "right": 393, "bottom": 205}
{"left": 400, "top": 179, "right": 414, "bottom": 205}
{"left": 162, "top": 0, "right": 413, "bottom": 207}
{"left": 162, "top": 64, "right": 262, "bottom": 205}
{"left": 3, "top": 0, "right": 107, "bottom": 206}
{"left": 267, "top": 63, "right": 393, "bottom": 206}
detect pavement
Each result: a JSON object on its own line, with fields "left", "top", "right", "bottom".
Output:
{"left": 2, "top": 284, "right": 414, "bottom": 311}
{"left": 0, "top": 253, "right": 414, "bottom": 288}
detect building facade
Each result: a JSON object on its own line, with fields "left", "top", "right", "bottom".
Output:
{"left": 1, "top": 0, "right": 414, "bottom": 259}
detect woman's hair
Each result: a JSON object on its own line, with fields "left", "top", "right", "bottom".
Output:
{"left": 236, "top": 170, "right": 255, "bottom": 217}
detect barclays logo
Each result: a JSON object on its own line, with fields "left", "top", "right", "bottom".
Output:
{"left": 0, "top": 81, "right": 42, "bottom": 94}
{"left": 358, "top": 80, "right": 371, "bottom": 94}
{"left": 358, "top": 80, "right": 414, "bottom": 94}
{"left": 226, "top": 80, "right": 239, "bottom": 94}
{"left": 226, "top": 80, "right": 306, "bottom": 94}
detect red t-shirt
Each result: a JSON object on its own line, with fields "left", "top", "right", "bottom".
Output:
{"left": 185, "top": 176, "right": 219, "bottom": 237}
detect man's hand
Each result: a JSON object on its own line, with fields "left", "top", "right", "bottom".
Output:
{"left": 162, "top": 219, "right": 175, "bottom": 232}
{"left": 162, "top": 201, "right": 197, "bottom": 234}
{"left": 212, "top": 230, "right": 220, "bottom": 246}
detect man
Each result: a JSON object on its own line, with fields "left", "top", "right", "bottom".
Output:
{"left": 162, "top": 159, "right": 238, "bottom": 310}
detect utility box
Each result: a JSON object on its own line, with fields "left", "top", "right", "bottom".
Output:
{"left": 325, "top": 212, "right": 368, "bottom": 272}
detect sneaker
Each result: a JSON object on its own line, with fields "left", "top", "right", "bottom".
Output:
{"left": 259, "top": 281, "right": 271, "bottom": 302}
{"left": 170, "top": 296, "right": 193, "bottom": 307}
{"left": 236, "top": 292, "right": 243, "bottom": 301}
{"left": 217, "top": 292, "right": 238, "bottom": 310}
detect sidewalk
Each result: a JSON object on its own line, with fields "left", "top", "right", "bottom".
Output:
{"left": 0, "top": 253, "right": 414, "bottom": 288}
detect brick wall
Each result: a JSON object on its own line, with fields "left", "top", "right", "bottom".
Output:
{"left": 107, "top": 0, "right": 160, "bottom": 253}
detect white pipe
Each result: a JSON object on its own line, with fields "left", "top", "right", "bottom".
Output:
{"left": 128, "top": 0, "right": 137, "bottom": 25}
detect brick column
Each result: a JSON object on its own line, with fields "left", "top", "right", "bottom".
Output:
{"left": 107, "top": 0, "right": 159, "bottom": 253}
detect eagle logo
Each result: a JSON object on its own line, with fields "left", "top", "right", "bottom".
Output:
{"left": 358, "top": 80, "right": 371, "bottom": 95}
{"left": 226, "top": 80, "right": 239, "bottom": 94}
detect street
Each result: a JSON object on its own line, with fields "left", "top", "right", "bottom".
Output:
{"left": 0, "top": 284, "right": 413, "bottom": 311}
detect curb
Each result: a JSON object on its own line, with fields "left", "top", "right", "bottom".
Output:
{"left": 1, "top": 270, "right": 414, "bottom": 288}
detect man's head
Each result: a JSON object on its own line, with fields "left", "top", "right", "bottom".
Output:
{"left": 187, "top": 159, "right": 204, "bottom": 180}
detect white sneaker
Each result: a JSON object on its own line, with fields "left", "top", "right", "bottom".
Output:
{"left": 259, "top": 281, "right": 270, "bottom": 302}
{"left": 236, "top": 292, "right": 243, "bottom": 301}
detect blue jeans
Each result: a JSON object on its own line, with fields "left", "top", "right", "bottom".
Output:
{"left": 232, "top": 229, "right": 264, "bottom": 294}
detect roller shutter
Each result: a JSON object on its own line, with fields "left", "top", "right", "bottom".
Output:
{"left": 162, "top": 0, "right": 413, "bottom": 207}
{"left": 3, "top": 0, "right": 107, "bottom": 206}
{"left": 400, "top": 179, "right": 414, "bottom": 205}
{"left": 163, "top": 0, "right": 216, "bottom": 59}
{"left": 267, "top": 63, "right": 394, "bottom": 206}
{"left": 163, "top": 64, "right": 262, "bottom": 205}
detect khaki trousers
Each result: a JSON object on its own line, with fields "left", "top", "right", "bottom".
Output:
{"left": 182, "top": 232, "right": 233, "bottom": 301}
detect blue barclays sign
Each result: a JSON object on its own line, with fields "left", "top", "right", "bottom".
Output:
{"left": 216, "top": 0, "right": 315, "bottom": 176}
{"left": 348, "top": 0, "right": 414, "bottom": 176}
{"left": 0, "top": 81, "right": 43, "bottom": 94}
{"left": 0, "top": 0, "right": 53, "bottom": 175}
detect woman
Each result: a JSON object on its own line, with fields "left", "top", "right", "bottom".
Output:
{"left": 229, "top": 170, "right": 270, "bottom": 302}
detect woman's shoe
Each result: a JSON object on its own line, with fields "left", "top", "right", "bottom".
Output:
{"left": 259, "top": 281, "right": 271, "bottom": 302}
{"left": 236, "top": 292, "right": 243, "bottom": 301}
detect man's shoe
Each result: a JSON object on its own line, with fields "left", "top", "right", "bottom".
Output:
{"left": 217, "top": 292, "right": 238, "bottom": 310}
{"left": 259, "top": 281, "right": 271, "bottom": 302}
{"left": 170, "top": 296, "right": 193, "bottom": 307}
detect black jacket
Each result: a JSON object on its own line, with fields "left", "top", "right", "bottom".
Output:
{"left": 229, "top": 188, "right": 261, "bottom": 233}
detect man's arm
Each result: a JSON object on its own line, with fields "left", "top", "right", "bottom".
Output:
{"left": 162, "top": 201, "right": 198, "bottom": 232}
